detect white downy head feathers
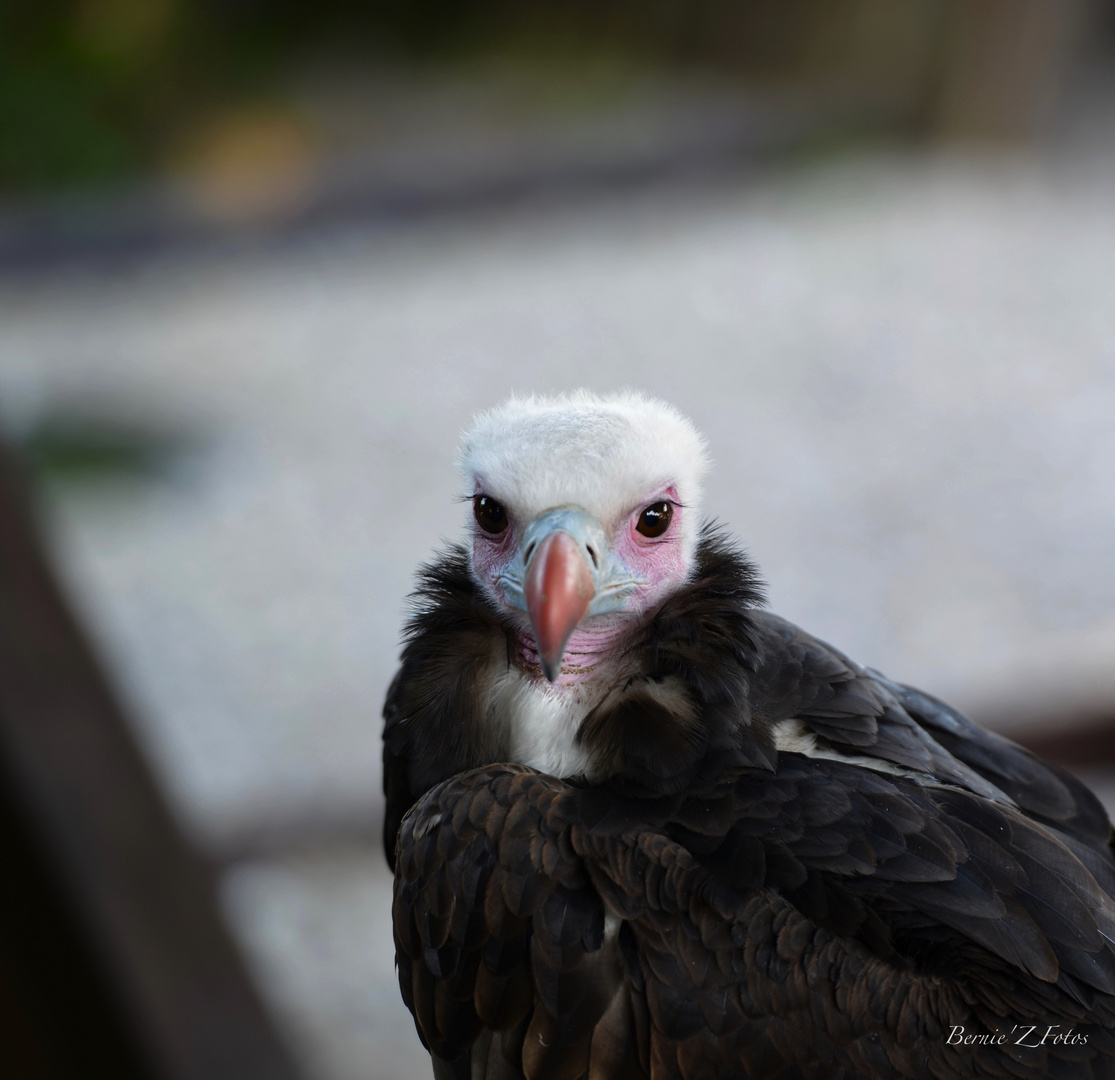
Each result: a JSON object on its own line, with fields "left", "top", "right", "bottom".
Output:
{"left": 458, "top": 390, "right": 710, "bottom": 565}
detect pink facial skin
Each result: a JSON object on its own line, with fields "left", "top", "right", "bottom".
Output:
{"left": 516, "top": 616, "right": 631, "bottom": 687}
{"left": 470, "top": 518, "right": 519, "bottom": 602}
{"left": 471, "top": 485, "right": 691, "bottom": 687}
{"left": 611, "top": 485, "right": 688, "bottom": 617}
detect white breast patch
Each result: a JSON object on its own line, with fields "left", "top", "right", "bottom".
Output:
{"left": 487, "top": 667, "right": 598, "bottom": 779}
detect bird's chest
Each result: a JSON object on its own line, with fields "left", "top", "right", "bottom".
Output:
{"left": 486, "top": 667, "right": 600, "bottom": 779}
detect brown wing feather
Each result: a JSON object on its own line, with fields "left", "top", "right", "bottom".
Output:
{"left": 396, "top": 762, "right": 1115, "bottom": 1079}
{"left": 394, "top": 767, "right": 638, "bottom": 1080}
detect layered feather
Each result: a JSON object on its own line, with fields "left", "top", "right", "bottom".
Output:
{"left": 385, "top": 531, "right": 1115, "bottom": 1078}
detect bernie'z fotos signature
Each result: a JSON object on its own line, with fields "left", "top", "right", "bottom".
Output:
{"left": 946, "top": 1024, "right": 1088, "bottom": 1048}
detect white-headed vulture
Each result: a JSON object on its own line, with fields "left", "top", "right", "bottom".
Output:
{"left": 383, "top": 391, "right": 1115, "bottom": 1079}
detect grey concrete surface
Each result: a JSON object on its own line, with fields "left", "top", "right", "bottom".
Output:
{"left": 2, "top": 144, "right": 1115, "bottom": 1078}
{"left": 221, "top": 847, "right": 427, "bottom": 1080}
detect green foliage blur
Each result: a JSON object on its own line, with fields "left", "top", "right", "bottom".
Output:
{"left": 0, "top": 0, "right": 946, "bottom": 197}
{"left": 7, "top": 0, "right": 1101, "bottom": 197}
{"left": 3, "top": 0, "right": 170, "bottom": 191}
{"left": 0, "top": 0, "right": 484, "bottom": 194}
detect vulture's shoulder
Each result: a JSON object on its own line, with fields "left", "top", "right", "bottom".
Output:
{"left": 395, "top": 760, "right": 1115, "bottom": 1079}
{"left": 746, "top": 609, "right": 1115, "bottom": 869}
{"left": 383, "top": 544, "right": 509, "bottom": 865}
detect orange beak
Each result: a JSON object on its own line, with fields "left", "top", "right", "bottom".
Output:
{"left": 523, "top": 530, "right": 596, "bottom": 682}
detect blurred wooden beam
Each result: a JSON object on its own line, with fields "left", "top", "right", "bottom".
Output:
{"left": 0, "top": 448, "right": 302, "bottom": 1080}
{"left": 928, "top": 0, "right": 1088, "bottom": 140}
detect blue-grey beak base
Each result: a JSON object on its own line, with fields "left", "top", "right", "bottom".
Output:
{"left": 497, "top": 507, "right": 641, "bottom": 620}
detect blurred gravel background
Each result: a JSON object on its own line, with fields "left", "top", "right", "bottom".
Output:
{"left": 3, "top": 4, "right": 1115, "bottom": 1076}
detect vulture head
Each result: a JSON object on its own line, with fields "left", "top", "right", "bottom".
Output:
{"left": 458, "top": 391, "right": 710, "bottom": 683}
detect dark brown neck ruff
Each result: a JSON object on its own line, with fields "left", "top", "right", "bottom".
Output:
{"left": 571, "top": 526, "right": 774, "bottom": 796}
{"left": 383, "top": 525, "right": 771, "bottom": 861}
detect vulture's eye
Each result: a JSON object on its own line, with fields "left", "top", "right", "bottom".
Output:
{"left": 473, "top": 495, "right": 508, "bottom": 535}
{"left": 636, "top": 501, "right": 673, "bottom": 538}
